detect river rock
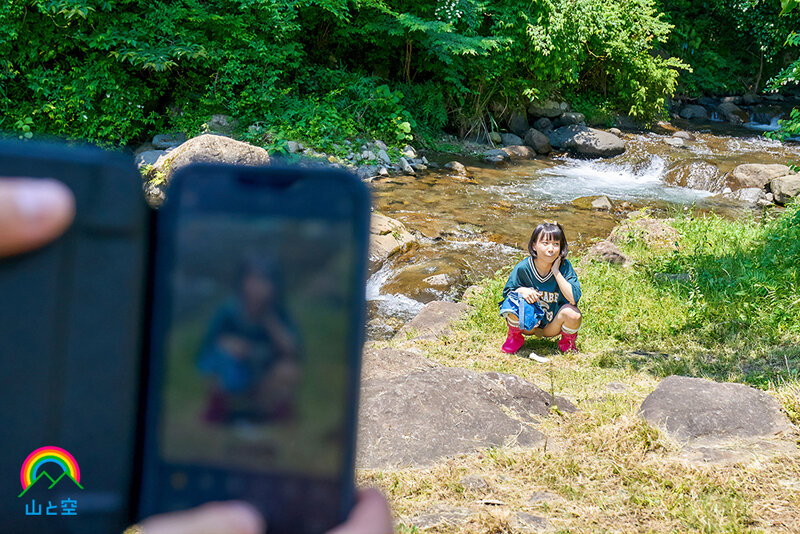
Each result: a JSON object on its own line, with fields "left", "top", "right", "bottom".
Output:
{"left": 444, "top": 161, "right": 468, "bottom": 176}
{"left": 509, "top": 111, "right": 530, "bottom": 137}
{"left": 533, "top": 117, "right": 552, "bottom": 132}
{"left": 501, "top": 145, "right": 537, "bottom": 160}
{"left": 395, "top": 300, "right": 468, "bottom": 341}
{"left": 489, "top": 131, "right": 502, "bottom": 144}
{"left": 152, "top": 132, "right": 186, "bottom": 150}
{"left": 399, "top": 157, "right": 415, "bottom": 175}
{"left": 548, "top": 125, "right": 625, "bottom": 158}
{"left": 357, "top": 366, "right": 576, "bottom": 468}
{"left": 698, "top": 96, "right": 718, "bottom": 107}
{"left": 501, "top": 132, "right": 524, "bottom": 146}
{"left": 770, "top": 175, "right": 800, "bottom": 205}
{"left": 557, "top": 111, "right": 585, "bottom": 126}
{"left": 717, "top": 102, "right": 749, "bottom": 124}
{"left": 608, "top": 127, "right": 622, "bottom": 136}
{"left": 377, "top": 149, "right": 391, "bottom": 164}
{"left": 672, "top": 130, "right": 695, "bottom": 140}
{"left": 528, "top": 99, "right": 565, "bottom": 118}
{"left": 609, "top": 217, "right": 679, "bottom": 249}
{"left": 483, "top": 149, "right": 509, "bottom": 164}
{"left": 523, "top": 128, "right": 552, "bottom": 154}
{"left": 356, "top": 165, "right": 380, "bottom": 181}
{"left": 203, "top": 114, "right": 239, "bottom": 136}
{"left": 663, "top": 137, "right": 685, "bottom": 148}
{"left": 728, "top": 163, "right": 794, "bottom": 190}
{"left": 361, "top": 344, "right": 438, "bottom": 381}
{"left": 724, "top": 187, "right": 766, "bottom": 205}
{"left": 640, "top": 375, "right": 792, "bottom": 443}
{"left": 742, "top": 93, "right": 759, "bottom": 105}
{"left": 369, "top": 213, "right": 415, "bottom": 270}
{"left": 586, "top": 240, "right": 629, "bottom": 265}
{"left": 135, "top": 149, "right": 166, "bottom": 169}
{"left": 679, "top": 105, "right": 708, "bottom": 120}
{"left": 147, "top": 134, "right": 270, "bottom": 185}
{"left": 591, "top": 195, "right": 613, "bottom": 210}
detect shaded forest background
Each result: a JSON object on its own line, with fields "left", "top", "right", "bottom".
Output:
{"left": 2, "top": 0, "right": 800, "bottom": 150}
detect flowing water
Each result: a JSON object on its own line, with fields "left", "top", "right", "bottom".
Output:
{"left": 365, "top": 118, "right": 800, "bottom": 339}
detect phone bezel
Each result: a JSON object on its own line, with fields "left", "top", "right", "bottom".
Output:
{"left": 136, "top": 163, "right": 370, "bottom": 533}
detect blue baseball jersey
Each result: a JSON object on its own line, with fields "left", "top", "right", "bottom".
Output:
{"left": 501, "top": 257, "right": 582, "bottom": 326}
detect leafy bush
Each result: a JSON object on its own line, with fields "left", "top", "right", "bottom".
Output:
{"left": 2, "top": 0, "right": 693, "bottom": 147}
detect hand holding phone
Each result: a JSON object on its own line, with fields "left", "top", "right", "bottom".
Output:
{"left": 0, "top": 165, "right": 389, "bottom": 534}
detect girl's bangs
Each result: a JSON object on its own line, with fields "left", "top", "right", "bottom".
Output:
{"left": 539, "top": 229, "right": 562, "bottom": 242}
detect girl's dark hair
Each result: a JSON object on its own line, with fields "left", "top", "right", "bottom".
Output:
{"left": 528, "top": 221, "right": 569, "bottom": 259}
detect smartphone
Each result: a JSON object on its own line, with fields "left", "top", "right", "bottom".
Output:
{"left": 136, "top": 163, "right": 370, "bottom": 534}
{"left": 0, "top": 141, "right": 149, "bottom": 534}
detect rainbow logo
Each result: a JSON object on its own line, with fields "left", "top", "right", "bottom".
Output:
{"left": 19, "top": 447, "right": 81, "bottom": 494}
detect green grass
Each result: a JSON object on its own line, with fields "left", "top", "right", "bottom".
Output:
{"left": 357, "top": 202, "right": 800, "bottom": 533}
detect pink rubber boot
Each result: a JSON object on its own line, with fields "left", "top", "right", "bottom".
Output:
{"left": 558, "top": 331, "right": 578, "bottom": 353}
{"left": 501, "top": 325, "right": 525, "bottom": 353}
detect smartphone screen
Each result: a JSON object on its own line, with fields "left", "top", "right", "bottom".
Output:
{"left": 139, "top": 166, "right": 369, "bottom": 534}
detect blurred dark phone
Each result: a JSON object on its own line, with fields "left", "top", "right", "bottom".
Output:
{"left": 136, "top": 164, "right": 370, "bottom": 534}
{"left": 0, "top": 141, "right": 149, "bottom": 533}
{"left": 0, "top": 141, "right": 370, "bottom": 534}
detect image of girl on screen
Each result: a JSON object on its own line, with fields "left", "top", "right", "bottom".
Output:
{"left": 197, "top": 254, "right": 300, "bottom": 425}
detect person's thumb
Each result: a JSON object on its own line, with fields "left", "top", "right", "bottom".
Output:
{"left": 139, "top": 501, "right": 266, "bottom": 534}
{"left": 0, "top": 178, "right": 75, "bottom": 257}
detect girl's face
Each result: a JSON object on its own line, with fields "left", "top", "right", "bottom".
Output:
{"left": 534, "top": 234, "right": 561, "bottom": 262}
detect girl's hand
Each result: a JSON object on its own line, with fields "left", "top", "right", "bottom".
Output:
{"left": 551, "top": 257, "right": 561, "bottom": 275}
{"left": 516, "top": 287, "right": 540, "bottom": 304}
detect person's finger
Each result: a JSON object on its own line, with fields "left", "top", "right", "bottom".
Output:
{"left": 326, "top": 489, "right": 393, "bottom": 534}
{"left": 140, "top": 501, "right": 265, "bottom": 534}
{"left": 0, "top": 178, "right": 75, "bottom": 257}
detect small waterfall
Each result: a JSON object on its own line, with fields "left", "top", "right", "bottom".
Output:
{"left": 366, "top": 261, "right": 424, "bottom": 318}
{"left": 532, "top": 155, "right": 713, "bottom": 203}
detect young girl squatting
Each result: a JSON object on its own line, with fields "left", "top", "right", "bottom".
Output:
{"left": 500, "top": 221, "right": 582, "bottom": 356}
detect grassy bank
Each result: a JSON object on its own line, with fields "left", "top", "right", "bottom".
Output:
{"left": 358, "top": 203, "right": 800, "bottom": 532}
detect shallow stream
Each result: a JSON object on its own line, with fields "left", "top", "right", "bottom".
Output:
{"left": 365, "top": 118, "right": 800, "bottom": 339}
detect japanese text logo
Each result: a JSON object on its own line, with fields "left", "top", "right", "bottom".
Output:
{"left": 18, "top": 446, "right": 82, "bottom": 517}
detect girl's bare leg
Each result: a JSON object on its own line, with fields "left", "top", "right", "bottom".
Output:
{"left": 519, "top": 304, "right": 582, "bottom": 338}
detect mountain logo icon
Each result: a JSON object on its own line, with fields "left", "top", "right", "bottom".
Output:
{"left": 19, "top": 446, "right": 83, "bottom": 497}
{"left": 18, "top": 471, "right": 84, "bottom": 498}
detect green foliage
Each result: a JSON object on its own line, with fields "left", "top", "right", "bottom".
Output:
{"left": 2, "top": 0, "right": 690, "bottom": 147}
{"left": 657, "top": 0, "right": 800, "bottom": 95}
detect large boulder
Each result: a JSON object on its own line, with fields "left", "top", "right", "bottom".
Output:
{"left": 548, "top": 125, "right": 625, "bottom": 158}
{"left": 369, "top": 213, "right": 416, "bottom": 271}
{"left": 770, "top": 175, "right": 800, "bottom": 205}
{"left": 556, "top": 111, "right": 585, "bottom": 126}
{"left": 508, "top": 111, "right": 530, "bottom": 137}
{"left": 395, "top": 300, "right": 468, "bottom": 341}
{"left": 717, "top": 102, "right": 749, "bottom": 124}
{"left": 640, "top": 375, "right": 792, "bottom": 443}
{"left": 722, "top": 187, "right": 766, "bottom": 205}
{"left": 523, "top": 128, "right": 552, "bottom": 154}
{"left": 361, "top": 343, "right": 438, "bottom": 381}
{"left": 500, "top": 132, "right": 524, "bottom": 146}
{"left": 679, "top": 105, "right": 708, "bottom": 120}
{"left": 148, "top": 134, "right": 270, "bottom": 183}
{"left": 586, "top": 240, "right": 629, "bottom": 266}
{"left": 501, "top": 145, "right": 537, "bottom": 160}
{"left": 609, "top": 217, "right": 679, "bottom": 249}
{"left": 357, "top": 367, "right": 576, "bottom": 468}
{"left": 727, "top": 163, "right": 793, "bottom": 190}
{"left": 527, "top": 99, "right": 565, "bottom": 118}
